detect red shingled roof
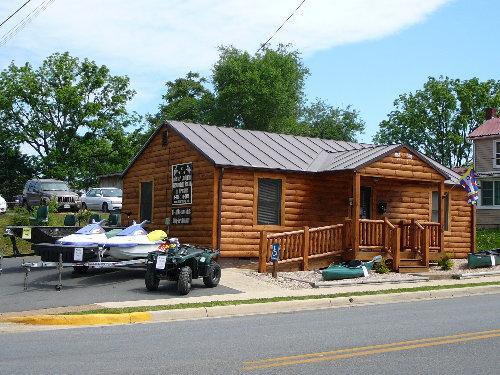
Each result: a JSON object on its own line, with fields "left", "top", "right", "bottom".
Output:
{"left": 468, "top": 117, "right": 500, "bottom": 139}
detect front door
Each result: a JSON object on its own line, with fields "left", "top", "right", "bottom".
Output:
{"left": 140, "top": 182, "right": 153, "bottom": 222}
{"left": 360, "top": 186, "right": 372, "bottom": 219}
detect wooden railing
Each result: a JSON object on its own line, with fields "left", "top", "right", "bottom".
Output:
{"left": 258, "top": 218, "right": 437, "bottom": 273}
{"left": 401, "top": 220, "right": 441, "bottom": 253}
{"left": 420, "top": 222, "right": 441, "bottom": 251}
{"left": 258, "top": 224, "right": 344, "bottom": 273}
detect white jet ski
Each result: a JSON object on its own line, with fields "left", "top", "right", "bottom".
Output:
{"left": 104, "top": 221, "right": 167, "bottom": 260}
{"left": 56, "top": 221, "right": 108, "bottom": 247}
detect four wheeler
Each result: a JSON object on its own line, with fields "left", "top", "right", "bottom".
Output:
{"left": 145, "top": 244, "right": 221, "bottom": 295}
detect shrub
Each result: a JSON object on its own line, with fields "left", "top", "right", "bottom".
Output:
{"left": 373, "top": 258, "right": 390, "bottom": 274}
{"left": 438, "top": 253, "right": 454, "bottom": 271}
{"left": 47, "top": 198, "right": 59, "bottom": 214}
{"left": 76, "top": 209, "right": 92, "bottom": 225}
{"left": 7, "top": 206, "right": 31, "bottom": 226}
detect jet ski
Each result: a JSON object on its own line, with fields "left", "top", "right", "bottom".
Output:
{"left": 104, "top": 221, "right": 168, "bottom": 260}
{"left": 56, "top": 220, "right": 108, "bottom": 247}
{"left": 34, "top": 221, "right": 110, "bottom": 262}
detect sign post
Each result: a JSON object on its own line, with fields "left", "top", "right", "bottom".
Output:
{"left": 271, "top": 243, "right": 280, "bottom": 278}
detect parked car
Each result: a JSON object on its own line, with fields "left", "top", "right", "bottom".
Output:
{"left": 22, "top": 179, "right": 81, "bottom": 212}
{"left": 81, "top": 187, "right": 122, "bottom": 212}
{"left": 0, "top": 194, "right": 6, "bottom": 214}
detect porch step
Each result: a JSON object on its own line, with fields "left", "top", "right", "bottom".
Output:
{"left": 398, "top": 265, "right": 429, "bottom": 273}
{"left": 398, "top": 259, "right": 422, "bottom": 266}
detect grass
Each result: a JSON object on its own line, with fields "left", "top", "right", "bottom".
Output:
{"left": 476, "top": 228, "right": 500, "bottom": 251}
{"left": 65, "top": 281, "right": 500, "bottom": 315}
{"left": 0, "top": 209, "right": 110, "bottom": 257}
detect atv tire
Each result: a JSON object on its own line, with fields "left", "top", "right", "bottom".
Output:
{"left": 145, "top": 267, "right": 160, "bottom": 291}
{"left": 177, "top": 266, "right": 192, "bottom": 295}
{"left": 203, "top": 261, "right": 221, "bottom": 288}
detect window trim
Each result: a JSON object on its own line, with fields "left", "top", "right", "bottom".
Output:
{"left": 493, "top": 140, "right": 500, "bottom": 169}
{"left": 253, "top": 174, "right": 285, "bottom": 229}
{"left": 429, "top": 190, "right": 450, "bottom": 232}
{"left": 478, "top": 179, "right": 500, "bottom": 208}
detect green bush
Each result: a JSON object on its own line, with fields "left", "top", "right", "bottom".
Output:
{"left": 373, "top": 258, "right": 390, "bottom": 274}
{"left": 47, "top": 198, "right": 59, "bottom": 213}
{"left": 7, "top": 206, "right": 31, "bottom": 226}
{"left": 76, "top": 209, "right": 92, "bottom": 225}
{"left": 438, "top": 253, "right": 454, "bottom": 270}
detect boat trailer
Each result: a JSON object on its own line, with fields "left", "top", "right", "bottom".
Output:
{"left": 20, "top": 247, "right": 146, "bottom": 291}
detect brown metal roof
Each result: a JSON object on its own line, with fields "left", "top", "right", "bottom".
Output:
{"left": 122, "top": 121, "right": 460, "bottom": 183}
{"left": 167, "top": 121, "right": 458, "bottom": 181}
{"left": 468, "top": 117, "right": 500, "bottom": 138}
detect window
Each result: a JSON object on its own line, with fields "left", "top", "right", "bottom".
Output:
{"left": 495, "top": 141, "right": 500, "bottom": 167}
{"left": 140, "top": 182, "right": 153, "bottom": 222}
{"left": 431, "top": 191, "right": 449, "bottom": 230}
{"left": 480, "top": 180, "right": 500, "bottom": 206}
{"left": 257, "top": 178, "right": 282, "bottom": 225}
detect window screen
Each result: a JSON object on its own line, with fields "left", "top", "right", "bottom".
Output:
{"left": 257, "top": 178, "right": 282, "bottom": 225}
{"left": 481, "top": 181, "right": 493, "bottom": 206}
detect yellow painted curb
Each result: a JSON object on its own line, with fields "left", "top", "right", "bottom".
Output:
{"left": 0, "top": 312, "right": 152, "bottom": 326}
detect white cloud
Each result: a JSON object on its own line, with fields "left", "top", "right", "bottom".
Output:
{"left": 0, "top": 0, "right": 451, "bottom": 112}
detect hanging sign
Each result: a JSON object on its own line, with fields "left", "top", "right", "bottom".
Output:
{"left": 172, "top": 207, "right": 192, "bottom": 225}
{"left": 172, "top": 163, "right": 193, "bottom": 205}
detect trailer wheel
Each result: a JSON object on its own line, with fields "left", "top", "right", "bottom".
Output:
{"left": 145, "top": 267, "right": 160, "bottom": 291}
{"left": 73, "top": 266, "right": 89, "bottom": 274}
{"left": 203, "top": 262, "right": 221, "bottom": 288}
{"left": 177, "top": 266, "right": 192, "bottom": 295}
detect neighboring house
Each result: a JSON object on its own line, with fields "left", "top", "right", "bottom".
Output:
{"left": 468, "top": 108, "right": 500, "bottom": 228}
{"left": 98, "top": 173, "right": 123, "bottom": 190}
{"left": 122, "top": 121, "right": 472, "bottom": 271}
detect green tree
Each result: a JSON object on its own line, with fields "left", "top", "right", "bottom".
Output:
{"left": 374, "top": 77, "right": 500, "bottom": 167}
{"left": 0, "top": 52, "right": 136, "bottom": 183}
{"left": 300, "top": 99, "right": 365, "bottom": 141}
{"left": 212, "top": 45, "right": 309, "bottom": 131}
{"left": 149, "top": 72, "right": 215, "bottom": 126}
{"left": 0, "top": 131, "right": 36, "bottom": 200}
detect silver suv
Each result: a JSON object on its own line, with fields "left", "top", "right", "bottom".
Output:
{"left": 22, "top": 179, "right": 81, "bottom": 212}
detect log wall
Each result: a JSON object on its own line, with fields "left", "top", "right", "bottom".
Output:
{"left": 362, "top": 148, "right": 444, "bottom": 181}
{"left": 363, "top": 176, "right": 471, "bottom": 258}
{"left": 219, "top": 169, "right": 351, "bottom": 257}
{"left": 121, "top": 125, "right": 216, "bottom": 246}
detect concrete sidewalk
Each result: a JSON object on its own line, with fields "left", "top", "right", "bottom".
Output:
{"left": 96, "top": 268, "right": 500, "bottom": 309}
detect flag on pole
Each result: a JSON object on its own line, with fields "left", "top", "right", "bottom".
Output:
{"left": 459, "top": 167, "right": 479, "bottom": 205}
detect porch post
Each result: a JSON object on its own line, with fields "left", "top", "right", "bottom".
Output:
{"left": 352, "top": 172, "right": 360, "bottom": 257}
{"left": 438, "top": 180, "right": 445, "bottom": 254}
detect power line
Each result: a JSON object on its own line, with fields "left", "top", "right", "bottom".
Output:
{"left": 256, "top": 0, "right": 308, "bottom": 53}
{"left": 0, "top": 0, "right": 33, "bottom": 29}
{"left": 0, "top": 0, "right": 55, "bottom": 47}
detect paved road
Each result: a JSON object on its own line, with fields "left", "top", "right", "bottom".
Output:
{"left": 1, "top": 294, "right": 498, "bottom": 374}
{"left": 0, "top": 256, "right": 239, "bottom": 312}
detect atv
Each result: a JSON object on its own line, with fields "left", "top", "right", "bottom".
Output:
{"left": 145, "top": 244, "right": 221, "bottom": 295}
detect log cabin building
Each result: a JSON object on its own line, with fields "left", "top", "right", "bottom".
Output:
{"left": 122, "top": 121, "right": 474, "bottom": 272}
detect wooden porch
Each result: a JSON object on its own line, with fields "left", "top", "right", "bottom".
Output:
{"left": 258, "top": 218, "right": 443, "bottom": 273}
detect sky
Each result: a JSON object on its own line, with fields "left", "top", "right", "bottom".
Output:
{"left": 0, "top": 0, "right": 498, "bottom": 144}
